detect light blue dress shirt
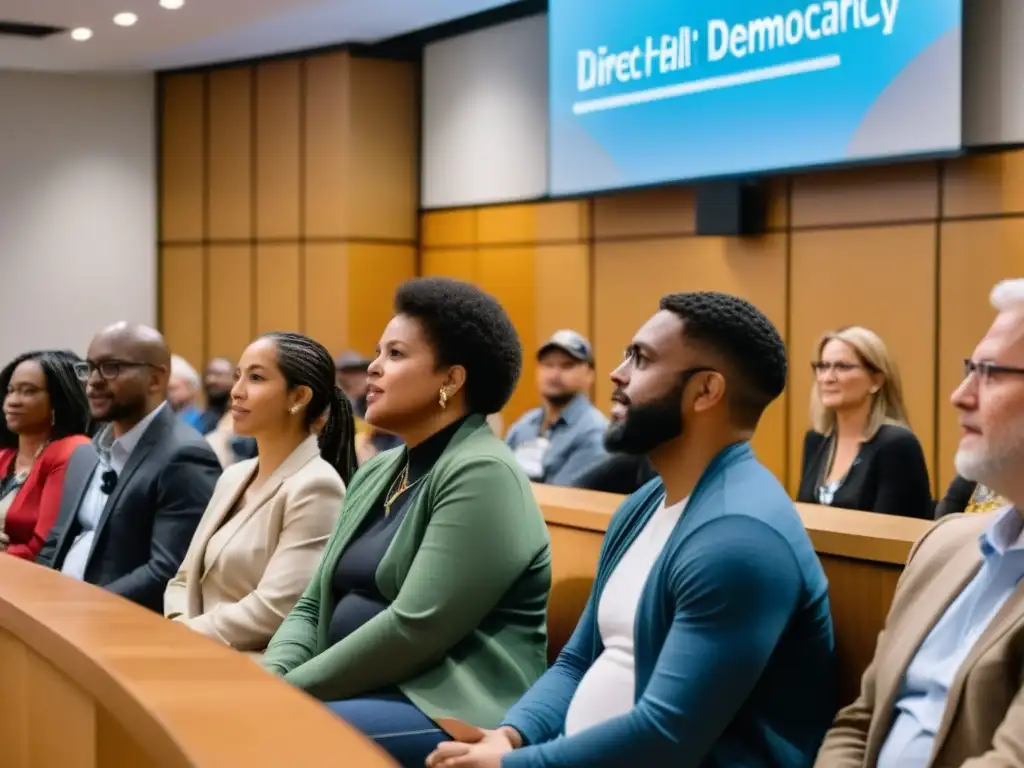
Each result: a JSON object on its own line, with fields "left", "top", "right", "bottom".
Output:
{"left": 505, "top": 394, "right": 608, "bottom": 486}
{"left": 877, "top": 505, "right": 1024, "bottom": 767}
{"left": 61, "top": 403, "right": 167, "bottom": 580}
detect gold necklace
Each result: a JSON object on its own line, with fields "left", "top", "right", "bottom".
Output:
{"left": 383, "top": 463, "right": 410, "bottom": 518}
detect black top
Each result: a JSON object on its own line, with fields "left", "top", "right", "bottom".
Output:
{"left": 796, "top": 424, "right": 933, "bottom": 520}
{"left": 934, "top": 474, "right": 977, "bottom": 519}
{"left": 327, "top": 416, "right": 467, "bottom": 646}
{"left": 572, "top": 453, "right": 658, "bottom": 496}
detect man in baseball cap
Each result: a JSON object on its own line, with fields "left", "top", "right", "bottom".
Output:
{"left": 505, "top": 330, "right": 608, "bottom": 486}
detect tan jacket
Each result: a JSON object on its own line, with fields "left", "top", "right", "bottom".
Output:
{"left": 815, "top": 511, "right": 1024, "bottom": 767}
{"left": 164, "top": 436, "right": 344, "bottom": 652}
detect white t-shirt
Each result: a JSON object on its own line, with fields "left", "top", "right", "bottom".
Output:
{"left": 563, "top": 495, "right": 687, "bottom": 736}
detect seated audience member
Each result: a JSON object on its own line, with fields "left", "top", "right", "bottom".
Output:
{"left": 262, "top": 278, "right": 551, "bottom": 767}
{"left": 798, "top": 326, "right": 932, "bottom": 519}
{"left": 934, "top": 473, "right": 1008, "bottom": 518}
{"left": 429, "top": 292, "right": 835, "bottom": 768}
{"left": 337, "top": 350, "right": 403, "bottom": 464}
{"left": 165, "top": 333, "right": 354, "bottom": 651}
{"left": 197, "top": 356, "right": 234, "bottom": 434}
{"left": 506, "top": 330, "right": 608, "bottom": 486}
{"left": 168, "top": 354, "right": 204, "bottom": 430}
{"left": 0, "top": 351, "right": 91, "bottom": 559}
{"left": 37, "top": 323, "right": 222, "bottom": 612}
{"left": 571, "top": 453, "right": 658, "bottom": 496}
{"left": 815, "top": 278, "right": 1024, "bottom": 766}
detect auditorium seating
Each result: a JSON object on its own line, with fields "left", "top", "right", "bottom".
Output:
{"left": 533, "top": 483, "right": 932, "bottom": 705}
{"left": 0, "top": 555, "right": 397, "bottom": 768}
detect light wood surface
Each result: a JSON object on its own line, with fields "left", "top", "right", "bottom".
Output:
{"left": 534, "top": 482, "right": 934, "bottom": 706}
{"left": 0, "top": 555, "right": 396, "bottom": 767}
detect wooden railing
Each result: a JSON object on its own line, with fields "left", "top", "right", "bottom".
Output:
{"left": 0, "top": 555, "right": 397, "bottom": 768}
{"left": 533, "top": 483, "right": 933, "bottom": 706}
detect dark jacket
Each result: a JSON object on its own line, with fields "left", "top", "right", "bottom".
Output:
{"left": 37, "top": 406, "right": 221, "bottom": 612}
{"left": 797, "top": 423, "right": 933, "bottom": 519}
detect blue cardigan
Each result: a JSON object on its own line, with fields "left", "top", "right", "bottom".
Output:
{"left": 501, "top": 442, "right": 836, "bottom": 767}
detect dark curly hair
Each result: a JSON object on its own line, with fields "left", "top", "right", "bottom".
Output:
{"left": 659, "top": 291, "right": 787, "bottom": 428}
{"left": 261, "top": 332, "right": 358, "bottom": 485}
{"left": 0, "top": 349, "right": 92, "bottom": 448}
{"left": 394, "top": 277, "right": 523, "bottom": 415}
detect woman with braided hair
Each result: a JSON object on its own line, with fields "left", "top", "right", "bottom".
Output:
{"left": 164, "top": 331, "right": 354, "bottom": 654}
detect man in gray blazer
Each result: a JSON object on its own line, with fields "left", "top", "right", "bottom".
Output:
{"left": 37, "top": 323, "right": 221, "bottom": 613}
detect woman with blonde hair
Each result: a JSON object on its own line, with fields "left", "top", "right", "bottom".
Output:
{"left": 797, "top": 326, "right": 933, "bottom": 518}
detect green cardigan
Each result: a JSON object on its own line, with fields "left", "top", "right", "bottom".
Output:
{"left": 262, "top": 415, "right": 552, "bottom": 728}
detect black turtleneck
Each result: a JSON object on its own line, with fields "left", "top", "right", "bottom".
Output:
{"left": 327, "top": 416, "right": 467, "bottom": 647}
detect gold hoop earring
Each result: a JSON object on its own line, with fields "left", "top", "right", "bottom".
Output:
{"left": 439, "top": 388, "right": 448, "bottom": 409}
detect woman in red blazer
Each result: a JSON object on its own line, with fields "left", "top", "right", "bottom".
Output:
{"left": 0, "top": 350, "right": 91, "bottom": 560}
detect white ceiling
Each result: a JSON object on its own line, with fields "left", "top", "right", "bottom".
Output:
{"left": 0, "top": 0, "right": 517, "bottom": 72}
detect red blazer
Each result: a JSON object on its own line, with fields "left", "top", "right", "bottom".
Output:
{"left": 0, "top": 435, "right": 90, "bottom": 560}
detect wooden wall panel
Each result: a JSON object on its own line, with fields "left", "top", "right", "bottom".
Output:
{"left": 207, "top": 67, "right": 252, "bottom": 240}
{"left": 944, "top": 151, "right": 1024, "bottom": 218}
{"left": 348, "top": 58, "right": 418, "bottom": 241}
{"left": 789, "top": 226, "right": 937, "bottom": 492}
{"left": 477, "top": 247, "right": 538, "bottom": 423}
{"left": 304, "top": 244, "right": 349, "bottom": 355}
{"left": 207, "top": 245, "right": 253, "bottom": 360}
{"left": 593, "top": 187, "right": 694, "bottom": 239}
{"left": 421, "top": 210, "right": 476, "bottom": 248}
{"left": 593, "top": 235, "right": 789, "bottom": 481}
{"left": 534, "top": 244, "right": 591, "bottom": 349}
{"left": 159, "top": 246, "right": 205, "bottom": 368}
{"left": 304, "top": 53, "right": 350, "bottom": 239}
{"left": 160, "top": 74, "right": 205, "bottom": 242}
{"left": 791, "top": 164, "right": 939, "bottom": 228}
{"left": 936, "top": 220, "right": 1024, "bottom": 491}
{"left": 255, "top": 244, "right": 300, "bottom": 335}
{"left": 255, "top": 60, "right": 301, "bottom": 240}
{"left": 420, "top": 250, "right": 478, "bottom": 283}
{"left": 347, "top": 244, "right": 417, "bottom": 357}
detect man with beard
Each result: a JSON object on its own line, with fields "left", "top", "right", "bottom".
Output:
{"left": 506, "top": 330, "right": 607, "bottom": 486}
{"left": 427, "top": 292, "right": 835, "bottom": 768}
{"left": 37, "top": 322, "right": 221, "bottom": 612}
{"left": 197, "top": 356, "right": 233, "bottom": 435}
{"left": 816, "top": 278, "right": 1024, "bottom": 767}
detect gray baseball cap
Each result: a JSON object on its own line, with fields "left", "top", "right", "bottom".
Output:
{"left": 538, "top": 330, "right": 593, "bottom": 365}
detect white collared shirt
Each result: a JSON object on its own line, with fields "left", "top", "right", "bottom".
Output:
{"left": 61, "top": 403, "right": 167, "bottom": 580}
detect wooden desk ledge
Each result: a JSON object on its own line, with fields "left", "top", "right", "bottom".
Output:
{"left": 532, "top": 483, "right": 933, "bottom": 566}
{"left": 0, "top": 555, "right": 396, "bottom": 768}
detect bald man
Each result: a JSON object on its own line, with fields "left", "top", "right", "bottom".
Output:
{"left": 38, "top": 323, "right": 221, "bottom": 613}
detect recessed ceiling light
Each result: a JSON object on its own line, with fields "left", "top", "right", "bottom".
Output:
{"left": 113, "top": 12, "right": 138, "bottom": 26}
{"left": 159, "top": 0, "right": 185, "bottom": 8}
{"left": 70, "top": 27, "right": 93, "bottom": 41}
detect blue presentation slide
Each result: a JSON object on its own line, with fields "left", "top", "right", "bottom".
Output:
{"left": 548, "top": 0, "right": 962, "bottom": 196}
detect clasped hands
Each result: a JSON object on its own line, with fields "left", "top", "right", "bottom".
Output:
{"left": 425, "top": 719, "right": 520, "bottom": 768}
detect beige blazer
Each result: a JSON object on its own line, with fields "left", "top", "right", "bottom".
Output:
{"left": 164, "top": 435, "right": 344, "bottom": 652}
{"left": 815, "top": 511, "right": 1024, "bottom": 767}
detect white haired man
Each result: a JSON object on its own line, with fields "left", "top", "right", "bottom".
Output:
{"left": 816, "top": 278, "right": 1024, "bottom": 767}
{"left": 168, "top": 354, "right": 203, "bottom": 431}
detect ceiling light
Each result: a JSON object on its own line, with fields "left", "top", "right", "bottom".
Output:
{"left": 70, "top": 27, "right": 93, "bottom": 41}
{"left": 113, "top": 12, "right": 138, "bottom": 26}
{"left": 159, "top": 0, "right": 185, "bottom": 8}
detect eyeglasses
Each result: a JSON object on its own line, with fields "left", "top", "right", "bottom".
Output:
{"left": 963, "top": 358, "right": 1024, "bottom": 383}
{"left": 811, "top": 361, "right": 862, "bottom": 375}
{"left": 75, "top": 360, "right": 159, "bottom": 382}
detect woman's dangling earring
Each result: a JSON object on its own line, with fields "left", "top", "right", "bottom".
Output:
{"left": 439, "top": 388, "right": 448, "bottom": 409}
{"left": 51, "top": 411, "right": 56, "bottom": 427}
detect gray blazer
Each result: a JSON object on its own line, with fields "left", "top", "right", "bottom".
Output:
{"left": 37, "top": 406, "right": 222, "bottom": 613}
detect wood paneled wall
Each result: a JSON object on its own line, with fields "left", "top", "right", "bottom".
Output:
{"left": 422, "top": 152, "right": 1024, "bottom": 494}
{"left": 159, "top": 52, "right": 419, "bottom": 370}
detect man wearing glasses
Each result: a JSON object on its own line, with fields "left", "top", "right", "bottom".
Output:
{"left": 816, "top": 278, "right": 1024, "bottom": 767}
{"left": 37, "top": 322, "right": 221, "bottom": 613}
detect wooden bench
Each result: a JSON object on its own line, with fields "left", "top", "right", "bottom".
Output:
{"left": 0, "top": 555, "right": 397, "bottom": 768}
{"left": 533, "top": 483, "right": 933, "bottom": 706}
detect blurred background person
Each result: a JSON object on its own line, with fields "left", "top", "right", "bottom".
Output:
{"left": 798, "top": 326, "right": 933, "bottom": 519}
{"left": 0, "top": 350, "right": 91, "bottom": 560}
{"left": 165, "top": 332, "right": 355, "bottom": 653}
{"left": 168, "top": 354, "right": 203, "bottom": 430}
{"left": 506, "top": 330, "right": 607, "bottom": 487}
